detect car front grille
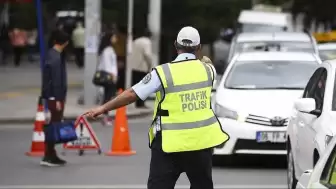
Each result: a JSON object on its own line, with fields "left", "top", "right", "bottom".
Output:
{"left": 234, "top": 139, "right": 286, "bottom": 151}
{"left": 245, "top": 114, "right": 288, "bottom": 127}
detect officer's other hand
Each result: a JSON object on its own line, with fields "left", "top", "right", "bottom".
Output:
{"left": 201, "top": 56, "right": 213, "bottom": 65}
{"left": 83, "top": 106, "right": 105, "bottom": 119}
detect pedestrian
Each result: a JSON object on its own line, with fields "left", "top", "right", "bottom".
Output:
{"left": 27, "top": 28, "right": 37, "bottom": 62}
{"left": 212, "top": 28, "right": 232, "bottom": 74}
{"left": 129, "top": 28, "right": 152, "bottom": 108}
{"left": 9, "top": 27, "right": 27, "bottom": 67}
{"left": 84, "top": 26, "right": 229, "bottom": 189}
{"left": 96, "top": 32, "right": 118, "bottom": 126}
{"left": 41, "top": 30, "right": 69, "bottom": 167}
{"left": 48, "top": 23, "right": 66, "bottom": 63}
{"left": 72, "top": 22, "right": 85, "bottom": 68}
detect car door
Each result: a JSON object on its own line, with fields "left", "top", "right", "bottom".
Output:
{"left": 295, "top": 68, "right": 325, "bottom": 173}
{"left": 315, "top": 143, "right": 336, "bottom": 188}
{"left": 300, "top": 69, "right": 327, "bottom": 171}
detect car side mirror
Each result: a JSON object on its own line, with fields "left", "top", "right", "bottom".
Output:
{"left": 294, "top": 98, "right": 316, "bottom": 113}
{"left": 309, "top": 109, "right": 322, "bottom": 117}
{"left": 297, "top": 169, "right": 313, "bottom": 188}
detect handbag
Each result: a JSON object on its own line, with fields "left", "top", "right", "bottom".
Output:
{"left": 44, "top": 121, "right": 78, "bottom": 144}
{"left": 92, "top": 70, "right": 115, "bottom": 86}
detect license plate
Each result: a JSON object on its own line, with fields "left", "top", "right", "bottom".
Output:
{"left": 256, "top": 131, "right": 286, "bottom": 143}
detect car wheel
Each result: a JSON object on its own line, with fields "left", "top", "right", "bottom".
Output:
{"left": 287, "top": 147, "right": 298, "bottom": 189}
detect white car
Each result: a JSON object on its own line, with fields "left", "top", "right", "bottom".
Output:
{"left": 295, "top": 135, "right": 336, "bottom": 189}
{"left": 318, "top": 43, "right": 336, "bottom": 61}
{"left": 287, "top": 60, "right": 336, "bottom": 189}
{"left": 237, "top": 10, "right": 292, "bottom": 33}
{"left": 213, "top": 51, "right": 321, "bottom": 161}
{"left": 228, "top": 32, "right": 319, "bottom": 62}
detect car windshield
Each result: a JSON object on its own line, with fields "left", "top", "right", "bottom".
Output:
{"left": 242, "top": 24, "right": 284, "bottom": 33}
{"left": 235, "top": 42, "right": 314, "bottom": 53}
{"left": 319, "top": 49, "right": 336, "bottom": 61}
{"left": 224, "top": 61, "right": 318, "bottom": 89}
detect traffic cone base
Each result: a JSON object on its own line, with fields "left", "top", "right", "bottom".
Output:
{"left": 105, "top": 150, "right": 136, "bottom": 156}
{"left": 25, "top": 151, "right": 44, "bottom": 157}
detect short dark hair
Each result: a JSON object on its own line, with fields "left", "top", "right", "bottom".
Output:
{"left": 54, "top": 31, "right": 69, "bottom": 45}
{"left": 175, "top": 42, "right": 199, "bottom": 53}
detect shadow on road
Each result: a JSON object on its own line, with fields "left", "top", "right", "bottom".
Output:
{"left": 213, "top": 155, "right": 287, "bottom": 170}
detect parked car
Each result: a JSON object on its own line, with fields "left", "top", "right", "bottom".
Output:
{"left": 287, "top": 60, "right": 336, "bottom": 189}
{"left": 228, "top": 32, "right": 319, "bottom": 62}
{"left": 295, "top": 136, "right": 336, "bottom": 189}
{"left": 213, "top": 51, "right": 321, "bottom": 163}
{"left": 318, "top": 43, "right": 336, "bottom": 61}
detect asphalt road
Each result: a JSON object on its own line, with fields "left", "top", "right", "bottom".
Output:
{"left": 0, "top": 116, "right": 287, "bottom": 188}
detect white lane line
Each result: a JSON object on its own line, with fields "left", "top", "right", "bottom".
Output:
{"left": 0, "top": 185, "right": 287, "bottom": 189}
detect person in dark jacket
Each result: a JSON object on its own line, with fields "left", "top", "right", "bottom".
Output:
{"left": 41, "top": 31, "right": 69, "bottom": 167}
{"left": 48, "top": 24, "right": 66, "bottom": 63}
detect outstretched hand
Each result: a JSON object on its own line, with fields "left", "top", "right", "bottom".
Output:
{"left": 83, "top": 106, "right": 106, "bottom": 119}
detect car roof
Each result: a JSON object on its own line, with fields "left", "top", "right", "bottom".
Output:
{"left": 318, "top": 43, "right": 336, "bottom": 50}
{"left": 235, "top": 51, "right": 319, "bottom": 62}
{"left": 236, "top": 32, "right": 311, "bottom": 43}
{"left": 238, "top": 10, "right": 288, "bottom": 26}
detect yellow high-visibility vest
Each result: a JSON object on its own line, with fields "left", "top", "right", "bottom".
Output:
{"left": 149, "top": 59, "right": 229, "bottom": 153}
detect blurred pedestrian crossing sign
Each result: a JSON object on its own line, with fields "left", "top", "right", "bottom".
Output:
{"left": 63, "top": 116, "right": 101, "bottom": 154}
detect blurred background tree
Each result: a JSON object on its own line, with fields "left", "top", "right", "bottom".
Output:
{"left": 5, "top": 0, "right": 336, "bottom": 61}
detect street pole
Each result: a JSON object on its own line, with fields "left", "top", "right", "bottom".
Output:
{"left": 125, "top": 0, "right": 134, "bottom": 90}
{"left": 147, "top": 0, "right": 161, "bottom": 99}
{"left": 35, "top": 0, "right": 48, "bottom": 111}
{"left": 148, "top": 0, "right": 161, "bottom": 68}
{"left": 84, "top": 0, "right": 101, "bottom": 106}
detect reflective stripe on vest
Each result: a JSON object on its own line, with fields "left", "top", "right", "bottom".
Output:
{"left": 160, "top": 63, "right": 213, "bottom": 93}
{"left": 161, "top": 116, "right": 218, "bottom": 130}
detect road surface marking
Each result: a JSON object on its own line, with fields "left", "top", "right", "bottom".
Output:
{"left": 0, "top": 185, "right": 287, "bottom": 189}
{"left": 0, "top": 82, "right": 81, "bottom": 99}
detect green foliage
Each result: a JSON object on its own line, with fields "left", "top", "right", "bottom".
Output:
{"left": 258, "top": 0, "right": 289, "bottom": 5}
{"left": 10, "top": 2, "right": 37, "bottom": 29}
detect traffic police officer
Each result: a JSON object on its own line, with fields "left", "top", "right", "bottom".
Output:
{"left": 84, "top": 26, "right": 229, "bottom": 189}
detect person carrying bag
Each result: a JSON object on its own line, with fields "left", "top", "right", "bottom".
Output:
{"left": 92, "top": 32, "right": 118, "bottom": 126}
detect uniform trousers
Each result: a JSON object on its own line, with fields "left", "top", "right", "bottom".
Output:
{"left": 148, "top": 134, "right": 214, "bottom": 189}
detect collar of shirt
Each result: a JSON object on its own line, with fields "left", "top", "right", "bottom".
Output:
{"left": 172, "top": 53, "right": 196, "bottom": 62}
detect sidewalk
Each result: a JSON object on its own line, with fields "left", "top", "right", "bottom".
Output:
{"left": 0, "top": 89, "right": 154, "bottom": 124}
{"left": 0, "top": 61, "right": 83, "bottom": 94}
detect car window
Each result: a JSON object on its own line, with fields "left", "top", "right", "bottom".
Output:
{"left": 306, "top": 69, "right": 327, "bottom": 110}
{"left": 224, "top": 61, "right": 318, "bottom": 89}
{"left": 236, "top": 41, "right": 315, "bottom": 53}
{"left": 303, "top": 68, "right": 324, "bottom": 98}
{"left": 242, "top": 24, "right": 284, "bottom": 33}
{"left": 320, "top": 144, "right": 336, "bottom": 187}
{"left": 319, "top": 49, "right": 336, "bottom": 61}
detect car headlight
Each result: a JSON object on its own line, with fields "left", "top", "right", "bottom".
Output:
{"left": 325, "top": 135, "right": 333, "bottom": 146}
{"left": 215, "top": 104, "right": 238, "bottom": 120}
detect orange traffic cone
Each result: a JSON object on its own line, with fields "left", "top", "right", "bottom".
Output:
{"left": 26, "top": 97, "right": 45, "bottom": 157}
{"left": 105, "top": 89, "right": 136, "bottom": 156}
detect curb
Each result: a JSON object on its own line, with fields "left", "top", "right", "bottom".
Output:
{"left": 0, "top": 110, "right": 153, "bottom": 124}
